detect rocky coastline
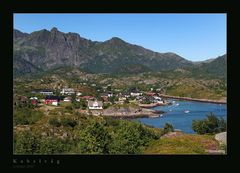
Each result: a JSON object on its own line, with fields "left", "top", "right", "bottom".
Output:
{"left": 102, "top": 105, "right": 164, "bottom": 118}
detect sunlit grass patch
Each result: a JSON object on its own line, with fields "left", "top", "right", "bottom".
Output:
{"left": 144, "top": 133, "right": 219, "bottom": 154}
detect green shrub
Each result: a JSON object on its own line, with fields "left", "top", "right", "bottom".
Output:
{"left": 38, "top": 137, "right": 70, "bottom": 154}
{"left": 13, "top": 107, "right": 44, "bottom": 126}
{"left": 192, "top": 113, "right": 226, "bottom": 134}
{"left": 62, "top": 118, "right": 77, "bottom": 128}
{"left": 14, "top": 115, "right": 162, "bottom": 154}
{"left": 74, "top": 120, "right": 111, "bottom": 154}
{"left": 108, "top": 121, "right": 160, "bottom": 154}
{"left": 80, "top": 99, "right": 87, "bottom": 110}
{"left": 72, "top": 102, "right": 81, "bottom": 109}
{"left": 163, "top": 123, "right": 174, "bottom": 134}
{"left": 14, "top": 131, "right": 41, "bottom": 154}
{"left": 103, "top": 103, "right": 111, "bottom": 109}
{"left": 124, "top": 98, "right": 130, "bottom": 104}
{"left": 49, "top": 118, "right": 61, "bottom": 127}
{"left": 192, "top": 121, "right": 208, "bottom": 134}
{"left": 65, "top": 106, "right": 73, "bottom": 110}
{"left": 14, "top": 131, "right": 71, "bottom": 154}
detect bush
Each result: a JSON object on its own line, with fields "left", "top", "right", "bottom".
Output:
{"left": 49, "top": 118, "right": 61, "bottom": 127}
{"left": 192, "top": 121, "right": 208, "bottom": 134}
{"left": 105, "top": 117, "right": 120, "bottom": 126}
{"left": 65, "top": 106, "right": 73, "bottom": 110}
{"left": 62, "top": 118, "right": 77, "bottom": 128}
{"left": 72, "top": 102, "right": 81, "bottom": 109}
{"left": 38, "top": 137, "right": 70, "bottom": 154}
{"left": 14, "top": 131, "right": 71, "bottom": 154}
{"left": 74, "top": 120, "right": 111, "bottom": 154}
{"left": 124, "top": 98, "right": 130, "bottom": 104}
{"left": 163, "top": 123, "right": 174, "bottom": 134}
{"left": 14, "top": 116, "right": 163, "bottom": 154}
{"left": 108, "top": 121, "right": 160, "bottom": 154}
{"left": 80, "top": 99, "right": 87, "bottom": 110}
{"left": 13, "top": 107, "right": 44, "bottom": 126}
{"left": 14, "top": 131, "right": 41, "bottom": 154}
{"left": 103, "top": 103, "right": 111, "bottom": 109}
{"left": 192, "top": 113, "right": 226, "bottom": 134}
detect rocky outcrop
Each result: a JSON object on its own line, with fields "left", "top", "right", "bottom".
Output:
{"left": 103, "top": 104, "right": 163, "bottom": 118}
{"left": 215, "top": 132, "right": 227, "bottom": 145}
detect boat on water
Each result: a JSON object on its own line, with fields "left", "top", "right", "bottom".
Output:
{"left": 184, "top": 110, "right": 190, "bottom": 113}
{"left": 160, "top": 114, "right": 163, "bottom": 117}
{"left": 176, "top": 103, "right": 179, "bottom": 106}
{"left": 150, "top": 115, "right": 160, "bottom": 118}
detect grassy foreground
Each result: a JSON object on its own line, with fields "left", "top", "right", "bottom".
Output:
{"left": 144, "top": 132, "right": 220, "bottom": 154}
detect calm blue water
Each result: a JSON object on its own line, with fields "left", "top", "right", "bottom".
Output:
{"left": 135, "top": 99, "right": 227, "bottom": 134}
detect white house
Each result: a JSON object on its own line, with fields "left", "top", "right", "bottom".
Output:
{"left": 31, "top": 89, "right": 53, "bottom": 95}
{"left": 119, "top": 92, "right": 130, "bottom": 98}
{"left": 76, "top": 92, "right": 82, "bottom": 96}
{"left": 130, "top": 92, "right": 142, "bottom": 97}
{"left": 39, "top": 90, "right": 53, "bottom": 95}
{"left": 30, "top": 97, "right": 38, "bottom": 100}
{"left": 108, "top": 92, "right": 113, "bottom": 97}
{"left": 88, "top": 100, "right": 103, "bottom": 110}
{"left": 118, "top": 97, "right": 126, "bottom": 101}
{"left": 153, "top": 96, "right": 164, "bottom": 104}
{"left": 153, "top": 96, "right": 162, "bottom": 100}
{"left": 64, "top": 96, "right": 72, "bottom": 102}
{"left": 60, "top": 88, "right": 75, "bottom": 95}
{"left": 52, "top": 101, "right": 59, "bottom": 106}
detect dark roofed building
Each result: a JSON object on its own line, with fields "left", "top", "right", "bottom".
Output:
{"left": 31, "top": 89, "right": 53, "bottom": 95}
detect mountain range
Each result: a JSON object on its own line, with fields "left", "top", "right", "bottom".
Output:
{"left": 13, "top": 27, "right": 226, "bottom": 79}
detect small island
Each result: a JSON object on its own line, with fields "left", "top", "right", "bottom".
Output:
{"left": 102, "top": 103, "right": 164, "bottom": 118}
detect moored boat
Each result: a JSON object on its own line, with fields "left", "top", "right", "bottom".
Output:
{"left": 150, "top": 115, "right": 160, "bottom": 118}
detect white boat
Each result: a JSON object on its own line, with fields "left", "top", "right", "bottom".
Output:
{"left": 184, "top": 110, "right": 190, "bottom": 113}
{"left": 176, "top": 103, "right": 179, "bottom": 106}
{"left": 160, "top": 114, "right": 163, "bottom": 117}
{"left": 150, "top": 115, "right": 159, "bottom": 118}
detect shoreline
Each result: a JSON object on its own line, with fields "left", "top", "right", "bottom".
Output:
{"left": 159, "top": 94, "right": 227, "bottom": 104}
{"left": 102, "top": 109, "right": 164, "bottom": 119}
{"left": 139, "top": 103, "right": 168, "bottom": 108}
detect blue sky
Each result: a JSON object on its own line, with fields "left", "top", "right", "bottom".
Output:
{"left": 14, "top": 13, "right": 226, "bottom": 61}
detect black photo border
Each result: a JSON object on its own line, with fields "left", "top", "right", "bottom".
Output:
{"left": 1, "top": 0, "right": 239, "bottom": 170}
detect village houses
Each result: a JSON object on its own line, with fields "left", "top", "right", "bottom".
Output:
{"left": 60, "top": 88, "right": 75, "bottom": 95}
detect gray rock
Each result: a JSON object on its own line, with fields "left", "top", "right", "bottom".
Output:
{"left": 215, "top": 132, "right": 227, "bottom": 145}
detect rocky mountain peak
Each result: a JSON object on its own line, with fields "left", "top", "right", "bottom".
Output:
{"left": 107, "top": 37, "right": 125, "bottom": 44}
{"left": 13, "top": 29, "right": 29, "bottom": 40}
{"left": 13, "top": 28, "right": 226, "bottom": 78}
{"left": 50, "top": 27, "right": 59, "bottom": 33}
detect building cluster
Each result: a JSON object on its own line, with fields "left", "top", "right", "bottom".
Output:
{"left": 25, "top": 85, "right": 165, "bottom": 114}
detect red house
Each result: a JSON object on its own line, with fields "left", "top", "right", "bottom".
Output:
{"left": 146, "top": 92, "right": 155, "bottom": 96}
{"left": 80, "top": 96, "right": 95, "bottom": 101}
{"left": 31, "top": 99, "right": 38, "bottom": 105}
{"left": 30, "top": 97, "right": 38, "bottom": 105}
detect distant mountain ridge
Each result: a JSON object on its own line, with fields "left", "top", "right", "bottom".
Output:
{"left": 13, "top": 27, "right": 226, "bottom": 79}
{"left": 190, "top": 54, "right": 227, "bottom": 79}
